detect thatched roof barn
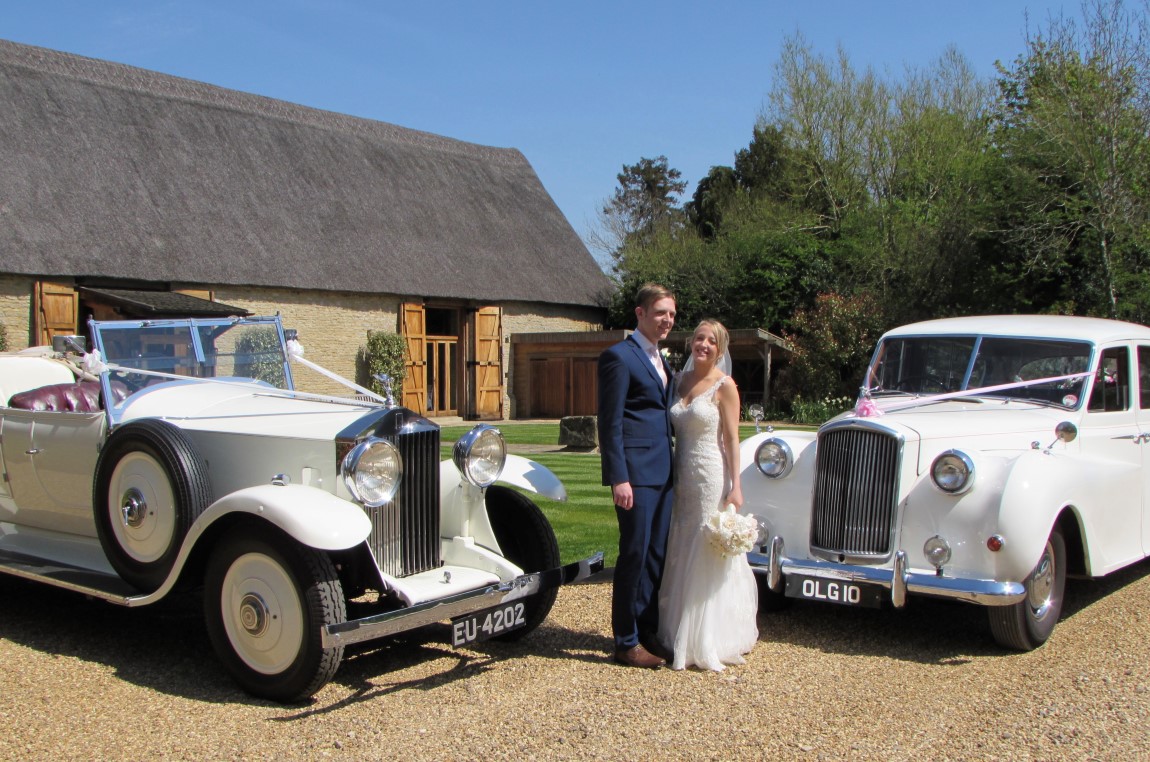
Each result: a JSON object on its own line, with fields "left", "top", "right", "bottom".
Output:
{"left": 0, "top": 38, "right": 609, "bottom": 307}
{"left": 0, "top": 39, "right": 612, "bottom": 419}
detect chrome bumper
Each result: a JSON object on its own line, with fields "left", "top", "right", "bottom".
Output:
{"left": 747, "top": 536, "right": 1025, "bottom": 607}
{"left": 322, "top": 552, "right": 604, "bottom": 648}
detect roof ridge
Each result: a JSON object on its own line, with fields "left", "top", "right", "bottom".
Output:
{"left": 0, "top": 37, "right": 522, "bottom": 164}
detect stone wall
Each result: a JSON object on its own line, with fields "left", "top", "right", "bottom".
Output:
{"left": 0, "top": 275, "right": 34, "bottom": 350}
{"left": 213, "top": 286, "right": 400, "bottom": 397}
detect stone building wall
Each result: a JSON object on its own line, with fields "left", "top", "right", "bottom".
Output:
{"left": 0, "top": 274, "right": 34, "bottom": 350}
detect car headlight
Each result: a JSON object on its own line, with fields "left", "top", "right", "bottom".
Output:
{"left": 931, "top": 449, "right": 975, "bottom": 494}
{"left": 755, "top": 438, "right": 793, "bottom": 479}
{"left": 342, "top": 437, "right": 402, "bottom": 506}
{"left": 453, "top": 424, "right": 506, "bottom": 487}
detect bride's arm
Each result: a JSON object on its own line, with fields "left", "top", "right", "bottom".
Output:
{"left": 716, "top": 378, "right": 743, "bottom": 509}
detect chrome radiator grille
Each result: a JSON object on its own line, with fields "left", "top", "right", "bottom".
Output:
{"left": 368, "top": 420, "right": 441, "bottom": 577}
{"left": 810, "top": 424, "right": 901, "bottom": 558}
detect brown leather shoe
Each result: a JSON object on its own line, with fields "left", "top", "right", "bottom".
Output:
{"left": 614, "top": 644, "right": 665, "bottom": 669}
{"left": 641, "top": 639, "right": 674, "bottom": 664}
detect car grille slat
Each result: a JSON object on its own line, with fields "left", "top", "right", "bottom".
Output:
{"left": 369, "top": 425, "right": 440, "bottom": 577}
{"left": 811, "top": 425, "right": 900, "bottom": 558}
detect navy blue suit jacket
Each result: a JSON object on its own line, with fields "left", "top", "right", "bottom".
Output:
{"left": 598, "top": 335, "right": 674, "bottom": 488}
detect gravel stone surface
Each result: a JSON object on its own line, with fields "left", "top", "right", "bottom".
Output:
{"left": 2, "top": 562, "right": 1149, "bottom": 761}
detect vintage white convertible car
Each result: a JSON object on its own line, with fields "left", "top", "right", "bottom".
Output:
{"left": 0, "top": 315, "right": 601, "bottom": 701}
{"left": 743, "top": 315, "right": 1150, "bottom": 650}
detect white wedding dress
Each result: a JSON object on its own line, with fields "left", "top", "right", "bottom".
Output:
{"left": 658, "top": 376, "right": 758, "bottom": 670}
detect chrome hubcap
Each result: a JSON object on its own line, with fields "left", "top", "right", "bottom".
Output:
{"left": 120, "top": 488, "right": 147, "bottom": 528}
{"left": 238, "top": 593, "right": 270, "bottom": 637}
{"left": 1028, "top": 542, "right": 1055, "bottom": 619}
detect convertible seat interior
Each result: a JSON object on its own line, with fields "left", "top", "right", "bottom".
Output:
{"left": 7, "top": 381, "right": 128, "bottom": 412}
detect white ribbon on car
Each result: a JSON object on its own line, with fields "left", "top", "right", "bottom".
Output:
{"left": 285, "top": 338, "right": 387, "bottom": 404}
{"left": 853, "top": 371, "right": 1094, "bottom": 418}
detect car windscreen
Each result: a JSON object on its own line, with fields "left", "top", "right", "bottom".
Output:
{"left": 867, "top": 335, "right": 1092, "bottom": 407}
{"left": 92, "top": 318, "right": 293, "bottom": 393}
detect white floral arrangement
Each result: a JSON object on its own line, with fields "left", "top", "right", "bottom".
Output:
{"left": 703, "top": 504, "right": 760, "bottom": 557}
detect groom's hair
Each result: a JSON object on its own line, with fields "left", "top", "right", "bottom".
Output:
{"left": 635, "top": 283, "right": 675, "bottom": 310}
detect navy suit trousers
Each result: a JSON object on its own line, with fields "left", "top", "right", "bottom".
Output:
{"left": 612, "top": 482, "right": 674, "bottom": 650}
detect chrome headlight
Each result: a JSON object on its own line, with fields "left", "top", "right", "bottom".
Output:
{"left": 342, "top": 437, "right": 402, "bottom": 506}
{"left": 931, "top": 449, "right": 975, "bottom": 494}
{"left": 755, "top": 438, "right": 793, "bottom": 479}
{"left": 453, "top": 424, "right": 506, "bottom": 487}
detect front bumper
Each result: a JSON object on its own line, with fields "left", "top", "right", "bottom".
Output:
{"left": 748, "top": 536, "right": 1025, "bottom": 607}
{"left": 322, "top": 552, "right": 604, "bottom": 648}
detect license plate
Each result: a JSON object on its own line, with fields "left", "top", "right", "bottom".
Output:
{"left": 451, "top": 601, "right": 528, "bottom": 646}
{"left": 785, "top": 574, "right": 883, "bottom": 608}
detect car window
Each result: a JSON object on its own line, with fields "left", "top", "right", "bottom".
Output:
{"left": 1088, "top": 346, "right": 1131, "bottom": 413}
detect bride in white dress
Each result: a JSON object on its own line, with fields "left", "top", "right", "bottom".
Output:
{"left": 657, "top": 319, "right": 758, "bottom": 670}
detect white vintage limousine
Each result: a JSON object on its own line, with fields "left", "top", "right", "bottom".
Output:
{"left": 743, "top": 315, "right": 1150, "bottom": 649}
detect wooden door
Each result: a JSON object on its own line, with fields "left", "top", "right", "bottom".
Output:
{"left": 473, "top": 306, "right": 503, "bottom": 420}
{"left": 400, "top": 303, "right": 427, "bottom": 412}
{"left": 34, "top": 281, "right": 78, "bottom": 346}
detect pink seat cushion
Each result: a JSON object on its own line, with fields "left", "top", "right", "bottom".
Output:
{"left": 8, "top": 381, "right": 127, "bottom": 412}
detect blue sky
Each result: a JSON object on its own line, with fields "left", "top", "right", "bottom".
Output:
{"left": 4, "top": 1, "right": 1076, "bottom": 254}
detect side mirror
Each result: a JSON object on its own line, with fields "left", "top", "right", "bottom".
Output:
{"left": 748, "top": 403, "right": 765, "bottom": 434}
{"left": 52, "top": 335, "right": 87, "bottom": 354}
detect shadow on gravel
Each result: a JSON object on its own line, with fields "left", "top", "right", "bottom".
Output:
{"left": 0, "top": 572, "right": 610, "bottom": 711}
{"left": 757, "top": 556, "right": 1150, "bottom": 663}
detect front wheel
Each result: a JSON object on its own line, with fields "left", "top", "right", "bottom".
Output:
{"left": 204, "top": 530, "right": 346, "bottom": 702}
{"left": 988, "top": 527, "right": 1067, "bottom": 650}
{"left": 484, "top": 486, "right": 561, "bottom": 640}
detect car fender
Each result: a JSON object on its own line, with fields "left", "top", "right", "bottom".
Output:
{"left": 997, "top": 449, "right": 1139, "bottom": 578}
{"left": 738, "top": 430, "right": 818, "bottom": 548}
{"left": 192, "top": 484, "right": 372, "bottom": 551}
{"left": 440, "top": 454, "right": 566, "bottom": 501}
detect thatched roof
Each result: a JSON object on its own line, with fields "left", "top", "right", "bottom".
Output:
{"left": 0, "top": 39, "right": 611, "bottom": 308}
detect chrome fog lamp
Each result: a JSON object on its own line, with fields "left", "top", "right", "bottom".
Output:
{"left": 342, "top": 438, "right": 402, "bottom": 507}
{"left": 453, "top": 424, "right": 507, "bottom": 487}
{"left": 931, "top": 450, "right": 975, "bottom": 494}
{"left": 923, "top": 535, "right": 952, "bottom": 570}
{"left": 755, "top": 438, "right": 794, "bottom": 479}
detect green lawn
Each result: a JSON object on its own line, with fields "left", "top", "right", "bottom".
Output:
{"left": 439, "top": 421, "right": 796, "bottom": 567}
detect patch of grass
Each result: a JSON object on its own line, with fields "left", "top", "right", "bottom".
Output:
{"left": 437, "top": 420, "right": 816, "bottom": 568}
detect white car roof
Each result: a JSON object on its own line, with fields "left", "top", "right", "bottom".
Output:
{"left": 883, "top": 314, "right": 1150, "bottom": 344}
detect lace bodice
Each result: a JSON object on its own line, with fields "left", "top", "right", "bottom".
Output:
{"left": 670, "top": 376, "right": 728, "bottom": 523}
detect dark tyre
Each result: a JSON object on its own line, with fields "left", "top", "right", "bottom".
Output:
{"left": 988, "top": 527, "right": 1067, "bottom": 650}
{"left": 204, "top": 530, "right": 346, "bottom": 702}
{"left": 93, "top": 419, "right": 213, "bottom": 591}
{"left": 484, "top": 485, "right": 561, "bottom": 640}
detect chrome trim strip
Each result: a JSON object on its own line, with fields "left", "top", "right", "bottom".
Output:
{"left": 322, "top": 552, "right": 605, "bottom": 648}
{"left": 747, "top": 540, "right": 1025, "bottom": 607}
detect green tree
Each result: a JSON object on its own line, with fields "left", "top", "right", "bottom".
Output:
{"left": 992, "top": 0, "right": 1150, "bottom": 319}
{"left": 598, "top": 156, "right": 687, "bottom": 258}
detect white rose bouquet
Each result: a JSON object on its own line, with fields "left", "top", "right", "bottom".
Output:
{"left": 703, "top": 504, "right": 759, "bottom": 558}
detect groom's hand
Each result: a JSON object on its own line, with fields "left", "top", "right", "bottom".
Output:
{"left": 613, "top": 482, "right": 634, "bottom": 510}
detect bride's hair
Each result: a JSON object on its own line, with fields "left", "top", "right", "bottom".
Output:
{"left": 691, "top": 319, "right": 730, "bottom": 357}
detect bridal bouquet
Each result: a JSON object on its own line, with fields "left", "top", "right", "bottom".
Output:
{"left": 703, "top": 504, "right": 759, "bottom": 558}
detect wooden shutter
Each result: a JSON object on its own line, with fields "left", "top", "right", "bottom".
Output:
{"left": 400, "top": 303, "right": 427, "bottom": 412}
{"left": 474, "top": 306, "right": 503, "bottom": 420}
{"left": 33, "top": 281, "right": 78, "bottom": 346}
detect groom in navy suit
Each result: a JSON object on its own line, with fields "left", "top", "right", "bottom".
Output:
{"left": 598, "top": 283, "right": 676, "bottom": 668}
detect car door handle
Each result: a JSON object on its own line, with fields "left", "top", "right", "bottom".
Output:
{"left": 24, "top": 448, "right": 42, "bottom": 455}
{"left": 1113, "top": 433, "right": 1150, "bottom": 444}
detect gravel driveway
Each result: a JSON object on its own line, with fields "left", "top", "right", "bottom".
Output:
{"left": 2, "top": 562, "right": 1149, "bottom": 761}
